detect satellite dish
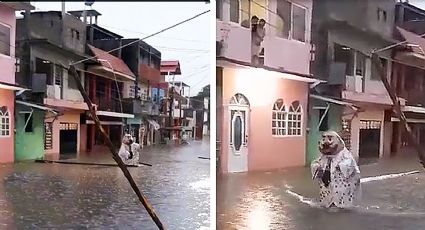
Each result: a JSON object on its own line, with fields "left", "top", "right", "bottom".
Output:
{"left": 85, "top": 0, "right": 95, "bottom": 6}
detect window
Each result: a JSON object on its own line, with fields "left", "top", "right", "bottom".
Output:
{"left": 272, "top": 99, "right": 287, "bottom": 136}
{"left": 277, "top": 1, "right": 307, "bottom": 42}
{"left": 15, "top": 58, "right": 20, "bottom": 73}
{"left": 318, "top": 109, "right": 329, "bottom": 131}
{"left": 35, "top": 58, "right": 54, "bottom": 85}
{"left": 334, "top": 43, "right": 355, "bottom": 76}
{"left": 377, "top": 8, "right": 387, "bottom": 22}
{"left": 229, "top": 0, "right": 249, "bottom": 25}
{"left": 272, "top": 100, "right": 303, "bottom": 136}
{"left": 216, "top": 0, "right": 222, "bottom": 19}
{"left": 0, "top": 106, "right": 10, "bottom": 137}
{"left": 0, "top": 23, "right": 11, "bottom": 56}
{"left": 24, "top": 113, "right": 33, "bottom": 133}
{"left": 287, "top": 101, "right": 302, "bottom": 136}
{"left": 292, "top": 4, "right": 306, "bottom": 42}
{"left": 355, "top": 51, "right": 366, "bottom": 76}
{"left": 44, "top": 122, "right": 53, "bottom": 150}
{"left": 54, "top": 64, "right": 62, "bottom": 86}
{"left": 230, "top": 0, "right": 240, "bottom": 23}
{"left": 76, "top": 31, "right": 80, "bottom": 40}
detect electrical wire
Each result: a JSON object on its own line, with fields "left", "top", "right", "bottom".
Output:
{"left": 70, "top": 9, "right": 210, "bottom": 66}
{"left": 95, "top": 23, "right": 209, "bottom": 44}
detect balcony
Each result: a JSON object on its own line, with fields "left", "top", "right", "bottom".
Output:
{"left": 262, "top": 36, "right": 311, "bottom": 74}
{"left": 328, "top": 62, "right": 392, "bottom": 105}
{"left": 95, "top": 97, "right": 123, "bottom": 113}
{"left": 121, "top": 98, "right": 160, "bottom": 116}
{"left": 216, "top": 20, "right": 251, "bottom": 63}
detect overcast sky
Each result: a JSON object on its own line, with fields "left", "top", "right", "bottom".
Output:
{"left": 29, "top": 1, "right": 211, "bottom": 95}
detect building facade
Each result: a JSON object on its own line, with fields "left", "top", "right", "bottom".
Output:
{"left": 308, "top": 0, "right": 395, "bottom": 165}
{"left": 216, "top": 0, "right": 317, "bottom": 173}
{"left": 0, "top": 2, "right": 34, "bottom": 163}
{"left": 16, "top": 10, "right": 89, "bottom": 160}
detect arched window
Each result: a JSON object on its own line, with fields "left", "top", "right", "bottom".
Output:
{"left": 287, "top": 101, "right": 302, "bottom": 136}
{"left": 0, "top": 106, "right": 10, "bottom": 137}
{"left": 272, "top": 99, "right": 287, "bottom": 136}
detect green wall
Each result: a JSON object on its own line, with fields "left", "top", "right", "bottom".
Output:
{"left": 15, "top": 106, "right": 45, "bottom": 161}
{"left": 306, "top": 102, "right": 343, "bottom": 165}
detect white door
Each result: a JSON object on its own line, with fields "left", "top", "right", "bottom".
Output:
{"left": 228, "top": 93, "right": 250, "bottom": 173}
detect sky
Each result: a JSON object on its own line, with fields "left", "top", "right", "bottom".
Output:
{"left": 409, "top": 0, "right": 425, "bottom": 9}
{"left": 29, "top": 1, "right": 211, "bottom": 95}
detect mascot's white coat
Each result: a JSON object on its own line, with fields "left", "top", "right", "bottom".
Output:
{"left": 118, "top": 134, "right": 141, "bottom": 166}
{"left": 311, "top": 130, "right": 361, "bottom": 208}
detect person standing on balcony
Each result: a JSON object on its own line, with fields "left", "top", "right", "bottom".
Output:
{"left": 252, "top": 18, "right": 266, "bottom": 65}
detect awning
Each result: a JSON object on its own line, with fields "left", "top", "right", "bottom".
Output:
{"left": 402, "top": 105, "right": 425, "bottom": 114}
{"left": 0, "top": 82, "right": 28, "bottom": 92}
{"left": 96, "top": 110, "right": 135, "bottom": 119}
{"left": 16, "top": 100, "right": 58, "bottom": 115}
{"left": 147, "top": 119, "right": 160, "bottom": 130}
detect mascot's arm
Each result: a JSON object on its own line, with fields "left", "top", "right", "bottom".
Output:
{"left": 311, "top": 157, "right": 322, "bottom": 179}
{"left": 118, "top": 145, "right": 129, "bottom": 160}
{"left": 337, "top": 156, "right": 357, "bottom": 179}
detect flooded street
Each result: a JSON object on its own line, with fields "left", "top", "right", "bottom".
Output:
{"left": 217, "top": 155, "right": 425, "bottom": 230}
{"left": 0, "top": 140, "right": 210, "bottom": 229}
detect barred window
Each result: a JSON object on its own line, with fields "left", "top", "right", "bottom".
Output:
{"left": 272, "top": 99, "right": 287, "bottom": 136}
{"left": 0, "top": 106, "right": 10, "bottom": 137}
{"left": 288, "top": 101, "right": 302, "bottom": 136}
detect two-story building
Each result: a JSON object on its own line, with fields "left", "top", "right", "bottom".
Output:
{"left": 216, "top": 0, "right": 318, "bottom": 173}
{"left": 15, "top": 9, "right": 89, "bottom": 160}
{"left": 308, "top": 0, "right": 395, "bottom": 165}
{"left": 0, "top": 2, "right": 34, "bottom": 163}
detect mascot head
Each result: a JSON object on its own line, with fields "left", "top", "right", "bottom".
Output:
{"left": 122, "top": 133, "right": 134, "bottom": 145}
{"left": 318, "top": 130, "right": 345, "bottom": 155}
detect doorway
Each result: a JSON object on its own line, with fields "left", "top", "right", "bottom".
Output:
{"left": 359, "top": 120, "right": 381, "bottom": 164}
{"left": 227, "top": 93, "right": 250, "bottom": 173}
{"left": 59, "top": 123, "right": 78, "bottom": 155}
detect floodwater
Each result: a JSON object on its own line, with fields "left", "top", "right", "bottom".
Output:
{"left": 0, "top": 140, "right": 210, "bottom": 229}
{"left": 217, "top": 155, "right": 425, "bottom": 230}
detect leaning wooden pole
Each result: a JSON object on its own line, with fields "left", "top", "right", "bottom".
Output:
{"left": 68, "top": 65, "right": 166, "bottom": 229}
{"left": 371, "top": 53, "right": 425, "bottom": 167}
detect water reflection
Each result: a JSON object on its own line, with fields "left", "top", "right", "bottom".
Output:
{"left": 0, "top": 140, "right": 210, "bottom": 229}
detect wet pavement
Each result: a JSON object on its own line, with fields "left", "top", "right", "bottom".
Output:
{"left": 217, "top": 154, "right": 425, "bottom": 230}
{"left": 0, "top": 140, "right": 210, "bottom": 229}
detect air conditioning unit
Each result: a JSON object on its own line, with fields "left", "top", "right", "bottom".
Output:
{"left": 32, "top": 73, "right": 47, "bottom": 93}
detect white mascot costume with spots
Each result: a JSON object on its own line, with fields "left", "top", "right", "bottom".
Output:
{"left": 311, "top": 130, "right": 361, "bottom": 208}
{"left": 118, "top": 134, "right": 141, "bottom": 166}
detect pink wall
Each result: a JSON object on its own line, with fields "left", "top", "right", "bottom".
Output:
{"left": 45, "top": 112, "right": 82, "bottom": 156}
{"left": 0, "top": 89, "right": 14, "bottom": 163}
{"left": 0, "top": 5, "right": 16, "bottom": 85}
{"left": 220, "top": 67, "right": 309, "bottom": 172}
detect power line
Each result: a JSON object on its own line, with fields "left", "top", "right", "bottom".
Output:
{"left": 96, "top": 23, "right": 209, "bottom": 44}
{"left": 70, "top": 9, "right": 210, "bottom": 66}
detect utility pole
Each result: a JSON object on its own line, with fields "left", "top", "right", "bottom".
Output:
{"left": 371, "top": 53, "right": 425, "bottom": 167}
{"left": 168, "top": 73, "right": 174, "bottom": 139}
{"left": 68, "top": 65, "right": 165, "bottom": 229}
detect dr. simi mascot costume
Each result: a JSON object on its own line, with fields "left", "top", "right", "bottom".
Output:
{"left": 311, "top": 130, "right": 361, "bottom": 209}
{"left": 118, "top": 134, "right": 141, "bottom": 166}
